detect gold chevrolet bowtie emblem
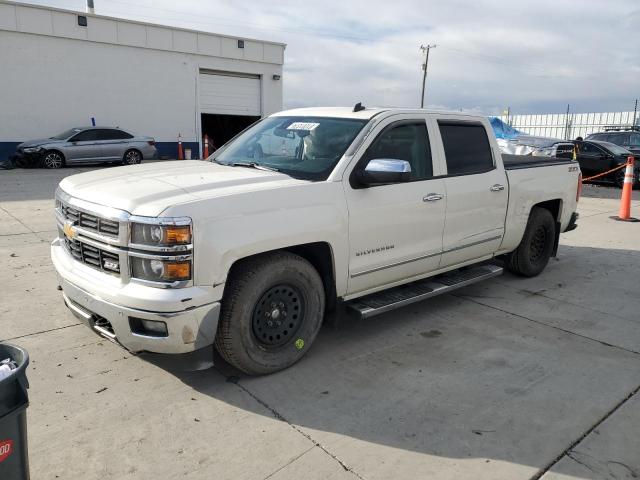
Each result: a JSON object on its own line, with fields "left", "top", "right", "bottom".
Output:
{"left": 63, "top": 221, "right": 77, "bottom": 240}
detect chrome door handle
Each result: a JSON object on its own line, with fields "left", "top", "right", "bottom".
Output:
{"left": 423, "top": 193, "right": 444, "bottom": 202}
{"left": 490, "top": 184, "right": 505, "bottom": 192}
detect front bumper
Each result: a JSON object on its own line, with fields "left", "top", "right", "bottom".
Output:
{"left": 52, "top": 238, "right": 220, "bottom": 355}
{"left": 10, "top": 150, "right": 43, "bottom": 167}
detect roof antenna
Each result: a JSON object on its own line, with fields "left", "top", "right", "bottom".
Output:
{"left": 353, "top": 102, "right": 365, "bottom": 112}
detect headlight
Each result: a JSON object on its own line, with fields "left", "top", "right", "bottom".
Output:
{"left": 130, "top": 220, "right": 191, "bottom": 246}
{"left": 130, "top": 257, "right": 192, "bottom": 282}
{"left": 23, "top": 146, "right": 43, "bottom": 153}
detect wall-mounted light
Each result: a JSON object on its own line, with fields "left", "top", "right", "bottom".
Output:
{"left": 237, "top": 40, "right": 244, "bottom": 49}
{"left": 272, "top": 74, "right": 281, "bottom": 81}
{"left": 77, "top": 15, "right": 88, "bottom": 26}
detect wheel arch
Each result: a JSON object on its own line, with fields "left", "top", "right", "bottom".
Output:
{"left": 531, "top": 199, "right": 562, "bottom": 256}
{"left": 225, "top": 242, "right": 338, "bottom": 311}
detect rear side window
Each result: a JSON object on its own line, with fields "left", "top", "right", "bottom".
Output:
{"left": 438, "top": 122, "right": 494, "bottom": 175}
{"left": 107, "top": 129, "right": 134, "bottom": 140}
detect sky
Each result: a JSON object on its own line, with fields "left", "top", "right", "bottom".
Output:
{"left": 13, "top": 0, "right": 640, "bottom": 116}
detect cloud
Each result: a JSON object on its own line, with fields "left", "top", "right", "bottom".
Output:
{"left": 18, "top": 0, "right": 640, "bottom": 114}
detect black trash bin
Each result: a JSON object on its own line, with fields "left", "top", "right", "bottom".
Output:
{"left": 0, "top": 343, "right": 30, "bottom": 480}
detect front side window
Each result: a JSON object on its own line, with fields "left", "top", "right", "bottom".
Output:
{"left": 52, "top": 128, "right": 82, "bottom": 140}
{"left": 362, "top": 122, "right": 433, "bottom": 181}
{"left": 438, "top": 122, "right": 494, "bottom": 175}
{"left": 212, "top": 116, "right": 366, "bottom": 181}
{"left": 70, "top": 130, "right": 99, "bottom": 142}
{"left": 579, "top": 142, "right": 603, "bottom": 154}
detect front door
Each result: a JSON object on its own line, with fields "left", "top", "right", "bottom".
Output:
{"left": 434, "top": 119, "right": 508, "bottom": 267}
{"left": 576, "top": 142, "right": 606, "bottom": 175}
{"left": 345, "top": 116, "right": 446, "bottom": 295}
{"left": 66, "top": 129, "right": 102, "bottom": 162}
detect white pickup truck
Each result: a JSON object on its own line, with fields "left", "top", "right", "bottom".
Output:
{"left": 51, "top": 107, "right": 581, "bottom": 375}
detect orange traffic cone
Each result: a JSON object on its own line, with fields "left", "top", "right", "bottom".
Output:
{"left": 611, "top": 156, "right": 638, "bottom": 222}
{"left": 203, "top": 134, "right": 209, "bottom": 159}
{"left": 177, "top": 133, "right": 184, "bottom": 160}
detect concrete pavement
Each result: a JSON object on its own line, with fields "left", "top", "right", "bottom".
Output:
{"left": 1, "top": 166, "right": 639, "bottom": 479}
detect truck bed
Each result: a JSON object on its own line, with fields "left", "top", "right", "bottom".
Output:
{"left": 502, "top": 154, "right": 576, "bottom": 170}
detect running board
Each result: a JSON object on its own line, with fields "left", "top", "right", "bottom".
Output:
{"left": 346, "top": 264, "right": 503, "bottom": 319}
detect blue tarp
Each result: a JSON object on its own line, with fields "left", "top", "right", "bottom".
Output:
{"left": 488, "top": 117, "right": 522, "bottom": 139}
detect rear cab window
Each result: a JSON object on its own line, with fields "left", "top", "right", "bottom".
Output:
{"left": 438, "top": 121, "right": 494, "bottom": 175}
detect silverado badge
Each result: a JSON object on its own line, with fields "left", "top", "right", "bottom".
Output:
{"left": 63, "top": 220, "right": 77, "bottom": 240}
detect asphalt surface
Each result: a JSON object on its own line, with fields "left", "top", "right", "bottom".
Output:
{"left": 1, "top": 165, "right": 639, "bottom": 480}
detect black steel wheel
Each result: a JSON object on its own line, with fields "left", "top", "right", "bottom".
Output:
{"left": 215, "top": 251, "right": 325, "bottom": 375}
{"left": 506, "top": 207, "right": 556, "bottom": 277}
{"left": 252, "top": 284, "right": 305, "bottom": 348}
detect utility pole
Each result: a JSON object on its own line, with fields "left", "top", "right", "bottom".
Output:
{"left": 420, "top": 44, "right": 436, "bottom": 108}
{"left": 564, "top": 103, "right": 571, "bottom": 140}
{"left": 633, "top": 99, "right": 638, "bottom": 128}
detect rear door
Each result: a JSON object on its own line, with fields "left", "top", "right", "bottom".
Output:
{"left": 100, "top": 129, "right": 133, "bottom": 161}
{"left": 433, "top": 117, "right": 508, "bottom": 268}
{"left": 344, "top": 115, "right": 446, "bottom": 295}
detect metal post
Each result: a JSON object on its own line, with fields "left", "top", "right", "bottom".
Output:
{"left": 564, "top": 104, "right": 571, "bottom": 140}
{"left": 633, "top": 99, "right": 638, "bottom": 127}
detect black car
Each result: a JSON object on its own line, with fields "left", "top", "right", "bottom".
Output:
{"left": 535, "top": 140, "right": 638, "bottom": 188}
{"left": 586, "top": 130, "right": 640, "bottom": 156}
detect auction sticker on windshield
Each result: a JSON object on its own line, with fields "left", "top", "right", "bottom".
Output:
{"left": 287, "top": 122, "right": 320, "bottom": 131}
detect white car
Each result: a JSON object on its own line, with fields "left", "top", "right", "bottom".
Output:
{"left": 51, "top": 106, "right": 581, "bottom": 375}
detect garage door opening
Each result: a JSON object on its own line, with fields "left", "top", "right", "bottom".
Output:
{"left": 201, "top": 113, "right": 259, "bottom": 157}
{"left": 198, "top": 70, "right": 262, "bottom": 158}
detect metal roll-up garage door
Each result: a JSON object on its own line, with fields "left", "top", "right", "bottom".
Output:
{"left": 198, "top": 71, "right": 261, "bottom": 116}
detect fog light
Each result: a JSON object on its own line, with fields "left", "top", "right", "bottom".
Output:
{"left": 129, "top": 317, "right": 168, "bottom": 337}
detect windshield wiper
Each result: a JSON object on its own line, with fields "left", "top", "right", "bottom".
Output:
{"left": 229, "top": 161, "right": 280, "bottom": 172}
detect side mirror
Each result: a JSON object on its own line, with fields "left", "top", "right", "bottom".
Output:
{"left": 357, "top": 159, "right": 412, "bottom": 186}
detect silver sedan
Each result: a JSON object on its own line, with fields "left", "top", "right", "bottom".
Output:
{"left": 14, "top": 126, "right": 158, "bottom": 168}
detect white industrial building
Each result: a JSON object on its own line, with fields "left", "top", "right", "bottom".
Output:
{"left": 0, "top": 1, "right": 285, "bottom": 160}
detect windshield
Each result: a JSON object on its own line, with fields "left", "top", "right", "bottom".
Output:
{"left": 51, "top": 128, "right": 82, "bottom": 140}
{"left": 597, "top": 141, "right": 631, "bottom": 155}
{"left": 212, "top": 116, "right": 367, "bottom": 180}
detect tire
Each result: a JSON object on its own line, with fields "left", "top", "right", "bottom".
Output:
{"left": 123, "top": 149, "right": 142, "bottom": 165}
{"left": 42, "top": 151, "right": 65, "bottom": 169}
{"left": 505, "top": 207, "right": 556, "bottom": 277}
{"left": 614, "top": 169, "right": 625, "bottom": 189}
{"left": 215, "top": 251, "right": 325, "bottom": 375}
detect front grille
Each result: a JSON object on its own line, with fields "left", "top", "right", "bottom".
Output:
{"left": 63, "top": 237, "right": 121, "bottom": 276}
{"left": 61, "top": 204, "right": 119, "bottom": 237}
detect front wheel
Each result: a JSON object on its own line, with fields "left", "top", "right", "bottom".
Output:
{"left": 505, "top": 207, "right": 556, "bottom": 277}
{"left": 42, "top": 151, "right": 64, "bottom": 169}
{"left": 215, "top": 251, "right": 325, "bottom": 375}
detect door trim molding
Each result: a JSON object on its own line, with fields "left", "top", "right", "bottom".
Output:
{"left": 350, "top": 235, "right": 502, "bottom": 278}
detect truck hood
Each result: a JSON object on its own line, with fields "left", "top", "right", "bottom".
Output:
{"left": 58, "top": 160, "right": 309, "bottom": 217}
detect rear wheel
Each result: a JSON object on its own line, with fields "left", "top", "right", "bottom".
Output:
{"left": 42, "top": 151, "right": 64, "bottom": 169}
{"left": 123, "top": 149, "right": 142, "bottom": 165}
{"left": 506, "top": 207, "right": 556, "bottom": 277}
{"left": 215, "top": 251, "right": 325, "bottom": 375}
